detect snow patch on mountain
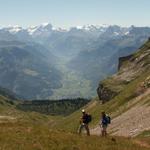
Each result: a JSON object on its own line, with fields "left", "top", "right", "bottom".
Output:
{"left": 74, "top": 24, "right": 109, "bottom": 32}
{"left": 27, "top": 23, "right": 53, "bottom": 36}
{"left": 124, "top": 31, "right": 130, "bottom": 35}
{"left": 0, "top": 23, "right": 135, "bottom": 38}
{"left": 27, "top": 26, "right": 38, "bottom": 35}
{"left": 3, "top": 25, "right": 22, "bottom": 34}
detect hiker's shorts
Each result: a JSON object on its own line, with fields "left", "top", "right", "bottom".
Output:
{"left": 101, "top": 125, "right": 107, "bottom": 132}
{"left": 79, "top": 123, "right": 90, "bottom": 135}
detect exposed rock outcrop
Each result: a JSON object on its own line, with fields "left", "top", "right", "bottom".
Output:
{"left": 97, "top": 84, "right": 117, "bottom": 104}
{"left": 118, "top": 54, "right": 133, "bottom": 70}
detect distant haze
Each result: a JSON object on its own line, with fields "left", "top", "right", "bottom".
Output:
{"left": 0, "top": 0, "right": 150, "bottom": 28}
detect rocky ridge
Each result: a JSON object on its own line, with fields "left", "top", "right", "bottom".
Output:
{"left": 97, "top": 38, "right": 150, "bottom": 103}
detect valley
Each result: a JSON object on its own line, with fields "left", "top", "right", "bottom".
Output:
{"left": 0, "top": 38, "right": 149, "bottom": 149}
{"left": 1, "top": 24, "right": 150, "bottom": 99}
{"left": 0, "top": 24, "right": 150, "bottom": 150}
{"left": 49, "top": 57, "right": 95, "bottom": 99}
{"left": 0, "top": 0, "right": 150, "bottom": 149}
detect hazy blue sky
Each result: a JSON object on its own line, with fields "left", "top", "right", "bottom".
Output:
{"left": 0, "top": 0, "right": 150, "bottom": 28}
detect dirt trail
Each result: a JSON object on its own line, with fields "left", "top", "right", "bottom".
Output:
{"left": 91, "top": 89, "right": 150, "bottom": 137}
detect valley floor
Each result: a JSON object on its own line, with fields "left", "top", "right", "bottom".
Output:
{"left": 49, "top": 57, "right": 95, "bottom": 99}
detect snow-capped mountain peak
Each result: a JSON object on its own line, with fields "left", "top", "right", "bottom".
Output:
{"left": 41, "top": 22, "right": 50, "bottom": 27}
{"left": 27, "top": 23, "right": 53, "bottom": 35}
{"left": 27, "top": 26, "right": 38, "bottom": 35}
{"left": 0, "top": 23, "right": 134, "bottom": 39}
{"left": 3, "top": 25, "right": 23, "bottom": 34}
{"left": 73, "top": 24, "right": 110, "bottom": 32}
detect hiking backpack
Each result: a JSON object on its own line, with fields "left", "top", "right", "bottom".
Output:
{"left": 87, "top": 114, "right": 92, "bottom": 123}
{"left": 106, "top": 115, "right": 111, "bottom": 124}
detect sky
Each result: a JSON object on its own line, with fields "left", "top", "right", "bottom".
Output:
{"left": 0, "top": 0, "right": 150, "bottom": 28}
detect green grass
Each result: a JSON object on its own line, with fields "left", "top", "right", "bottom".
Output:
{"left": 0, "top": 121, "right": 149, "bottom": 150}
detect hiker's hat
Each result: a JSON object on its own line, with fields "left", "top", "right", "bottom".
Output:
{"left": 82, "top": 109, "right": 85, "bottom": 113}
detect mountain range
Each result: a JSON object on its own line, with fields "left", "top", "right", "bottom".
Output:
{"left": 0, "top": 23, "right": 150, "bottom": 99}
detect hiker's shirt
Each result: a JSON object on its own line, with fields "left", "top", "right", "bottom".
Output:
{"left": 101, "top": 116, "right": 108, "bottom": 127}
{"left": 82, "top": 114, "right": 89, "bottom": 124}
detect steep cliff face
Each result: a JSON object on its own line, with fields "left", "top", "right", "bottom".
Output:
{"left": 97, "top": 39, "right": 150, "bottom": 103}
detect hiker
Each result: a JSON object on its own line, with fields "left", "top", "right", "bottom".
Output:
{"left": 78, "top": 109, "right": 91, "bottom": 136}
{"left": 100, "top": 111, "right": 110, "bottom": 137}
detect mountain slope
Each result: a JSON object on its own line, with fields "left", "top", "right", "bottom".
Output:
{"left": 0, "top": 41, "right": 62, "bottom": 99}
{"left": 0, "top": 90, "right": 149, "bottom": 150}
{"left": 97, "top": 38, "right": 150, "bottom": 103}
{"left": 0, "top": 124, "right": 149, "bottom": 150}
